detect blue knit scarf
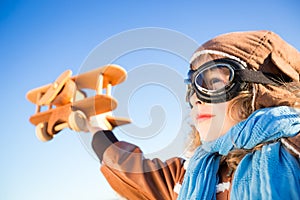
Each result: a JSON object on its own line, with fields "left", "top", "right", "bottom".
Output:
{"left": 178, "top": 106, "right": 300, "bottom": 200}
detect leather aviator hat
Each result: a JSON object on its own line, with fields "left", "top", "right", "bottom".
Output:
{"left": 189, "top": 30, "right": 300, "bottom": 107}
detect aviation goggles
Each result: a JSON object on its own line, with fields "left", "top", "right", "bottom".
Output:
{"left": 185, "top": 58, "right": 280, "bottom": 103}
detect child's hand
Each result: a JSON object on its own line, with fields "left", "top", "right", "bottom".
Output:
{"left": 86, "top": 112, "right": 113, "bottom": 134}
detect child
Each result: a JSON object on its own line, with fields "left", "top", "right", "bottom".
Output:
{"left": 89, "top": 30, "right": 300, "bottom": 200}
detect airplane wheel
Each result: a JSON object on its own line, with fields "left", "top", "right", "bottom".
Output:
{"left": 68, "top": 110, "right": 88, "bottom": 132}
{"left": 36, "top": 122, "right": 53, "bottom": 142}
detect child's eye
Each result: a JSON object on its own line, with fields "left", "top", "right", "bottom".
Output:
{"left": 209, "top": 78, "right": 226, "bottom": 90}
{"left": 210, "top": 78, "right": 222, "bottom": 84}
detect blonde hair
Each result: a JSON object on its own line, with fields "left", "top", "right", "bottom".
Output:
{"left": 184, "top": 125, "right": 201, "bottom": 158}
{"left": 229, "top": 82, "right": 300, "bottom": 121}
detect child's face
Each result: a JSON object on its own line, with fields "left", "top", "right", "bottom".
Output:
{"left": 189, "top": 93, "right": 239, "bottom": 141}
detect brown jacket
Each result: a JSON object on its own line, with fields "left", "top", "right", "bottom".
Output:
{"left": 101, "top": 141, "right": 186, "bottom": 200}
{"left": 93, "top": 131, "right": 300, "bottom": 200}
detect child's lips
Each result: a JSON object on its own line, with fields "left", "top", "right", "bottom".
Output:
{"left": 196, "top": 114, "right": 215, "bottom": 122}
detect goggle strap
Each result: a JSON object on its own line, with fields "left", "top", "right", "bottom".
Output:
{"left": 236, "top": 69, "right": 280, "bottom": 86}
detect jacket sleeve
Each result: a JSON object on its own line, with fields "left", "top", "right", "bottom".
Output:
{"left": 281, "top": 132, "right": 300, "bottom": 158}
{"left": 92, "top": 130, "right": 186, "bottom": 200}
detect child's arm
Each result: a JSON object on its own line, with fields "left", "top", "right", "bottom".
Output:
{"left": 91, "top": 130, "right": 186, "bottom": 200}
{"left": 91, "top": 130, "right": 119, "bottom": 161}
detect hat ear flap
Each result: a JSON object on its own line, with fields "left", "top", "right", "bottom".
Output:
{"left": 269, "top": 31, "right": 300, "bottom": 82}
{"left": 271, "top": 52, "right": 299, "bottom": 81}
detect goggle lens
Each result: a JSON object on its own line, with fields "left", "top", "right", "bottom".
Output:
{"left": 194, "top": 64, "right": 234, "bottom": 93}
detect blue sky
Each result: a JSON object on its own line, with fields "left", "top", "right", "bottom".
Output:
{"left": 1, "top": 0, "right": 300, "bottom": 200}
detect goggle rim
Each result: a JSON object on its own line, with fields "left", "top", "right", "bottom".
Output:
{"left": 188, "top": 58, "right": 248, "bottom": 103}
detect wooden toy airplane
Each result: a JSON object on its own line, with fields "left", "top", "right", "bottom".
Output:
{"left": 26, "top": 64, "right": 131, "bottom": 142}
